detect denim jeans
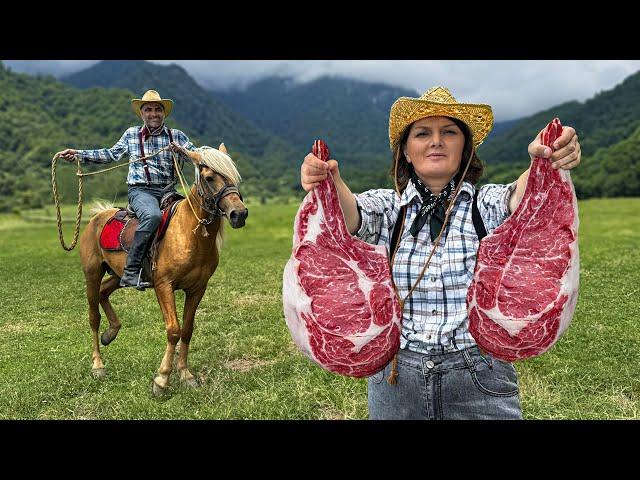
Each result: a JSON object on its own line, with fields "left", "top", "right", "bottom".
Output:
{"left": 368, "top": 346, "right": 522, "bottom": 420}
{"left": 127, "top": 186, "right": 171, "bottom": 233}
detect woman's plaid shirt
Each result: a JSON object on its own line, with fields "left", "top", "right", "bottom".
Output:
{"left": 76, "top": 125, "right": 195, "bottom": 186}
{"left": 355, "top": 180, "right": 515, "bottom": 354}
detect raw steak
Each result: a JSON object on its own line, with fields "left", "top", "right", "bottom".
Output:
{"left": 467, "top": 118, "right": 579, "bottom": 361}
{"left": 282, "top": 140, "right": 402, "bottom": 377}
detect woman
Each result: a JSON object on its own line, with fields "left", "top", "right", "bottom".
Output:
{"left": 299, "top": 86, "right": 581, "bottom": 420}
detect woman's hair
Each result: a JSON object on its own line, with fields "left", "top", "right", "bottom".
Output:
{"left": 390, "top": 116, "right": 484, "bottom": 192}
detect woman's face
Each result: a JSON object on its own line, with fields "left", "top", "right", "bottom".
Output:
{"left": 403, "top": 116, "right": 465, "bottom": 186}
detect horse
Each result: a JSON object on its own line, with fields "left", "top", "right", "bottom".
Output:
{"left": 79, "top": 144, "right": 248, "bottom": 395}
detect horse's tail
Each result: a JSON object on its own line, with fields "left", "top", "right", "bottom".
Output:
{"left": 90, "top": 200, "right": 116, "bottom": 216}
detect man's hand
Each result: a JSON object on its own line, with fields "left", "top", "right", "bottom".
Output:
{"left": 170, "top": 141, "right": 188, "bottom": 157}
{"left": 56, "top": 148, "right": 78, "bottom": 163}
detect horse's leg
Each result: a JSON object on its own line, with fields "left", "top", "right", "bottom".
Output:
{"left": 152, "top": 282, "right": 181, "bottom": 396}
{"left": 178, "top": 286, "right": 207, "bottom": 388}
{"left": 99, "top": 275, "right": 123, "bottom": 345}
{"left": 85, "top": 267, "right": 107, "bottom": 378}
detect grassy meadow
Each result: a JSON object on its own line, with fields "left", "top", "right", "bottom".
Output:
{"left": 0, "top": 198, "right": 639, "bottom": 419}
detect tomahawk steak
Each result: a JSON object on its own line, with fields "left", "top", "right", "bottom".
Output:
{"left": 467, "top": 118, "right": 579, "bottom": 361}
{"left": 283, "top": 140, "right": 402, "bottom": 377}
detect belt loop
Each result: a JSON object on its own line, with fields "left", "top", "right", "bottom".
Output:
{"left": 461, "top": 348, "right": 476, "bottom": 373}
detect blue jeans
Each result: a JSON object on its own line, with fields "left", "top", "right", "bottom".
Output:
{"left": 127, "top": 186, "right": 170, "bottom": 233}
{"left": 368, "top": 346, "right": 522, "bottom": 420}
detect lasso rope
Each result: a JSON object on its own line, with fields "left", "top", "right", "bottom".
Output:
{"left": 51, "top": 146, "right": 171, "bottom": 251}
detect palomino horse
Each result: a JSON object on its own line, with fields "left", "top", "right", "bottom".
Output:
{"left": 79, "top": 144, "right": 247, "bottom": 395}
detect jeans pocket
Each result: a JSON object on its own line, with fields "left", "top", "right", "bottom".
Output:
{"left": 469, "top": 357, "right": 519, "bottom": 397}
{"left": 369, "top": 366, "right": 386, "bottom": 385}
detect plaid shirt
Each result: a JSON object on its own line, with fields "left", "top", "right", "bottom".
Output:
{"left": 355, "top": 180, "right": 516, "bottom": 355}
{"left": 76, "top": 125, "right": 195, "bottom": 186}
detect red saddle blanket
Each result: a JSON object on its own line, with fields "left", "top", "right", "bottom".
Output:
{"left": 99, "top": 198, "right": 183, "bottom": 252}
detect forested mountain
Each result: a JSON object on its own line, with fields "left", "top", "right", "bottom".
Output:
{"left": 1, "top": 59, "right": 638, "bottom": 213}
{"left": 63, "top": 60, "right": 299, "bottom": 172}
{"left": 0, "top": 62, "right": 195, "bottom": 211}
{"left": 214, "top": 75, "right": 524, "bottom": 192}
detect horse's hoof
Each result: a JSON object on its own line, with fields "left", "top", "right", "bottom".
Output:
{"left": 101, "top": 328, "right": 119, "bottom": 346}
{"left": 92, "top": 368, "right": 106, "bottom": 379}
{"left": 152, "top": 380, "right": 168, "bottom": 397}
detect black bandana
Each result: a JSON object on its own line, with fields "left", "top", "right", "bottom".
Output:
{"left": 409, "top": 170, "right": 456, "bottom": 241}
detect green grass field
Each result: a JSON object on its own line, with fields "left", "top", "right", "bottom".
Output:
{"left": 0, "top": 198, "right": 639, "bottom": 419}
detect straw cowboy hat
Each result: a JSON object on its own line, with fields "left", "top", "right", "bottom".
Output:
{"left": 131, "top": 90, "right": 174, "bottom": 118}
{"left": 388, "top": 86, "right": 493, "bottom": 150}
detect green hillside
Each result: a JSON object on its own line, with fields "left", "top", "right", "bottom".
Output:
{"left": 2, "top": 59, "right": 640, "bottom": 212}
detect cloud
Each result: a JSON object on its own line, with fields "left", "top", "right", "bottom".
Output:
{"left": 4, "top": 59, "right": 640, "bottom": 121}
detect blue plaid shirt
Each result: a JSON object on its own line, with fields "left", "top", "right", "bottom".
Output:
{"left": 354, "top": 180, "right": 516, "bottom": 355}
{"left": 76, "top": 125, "right": 195, "bottom": 186}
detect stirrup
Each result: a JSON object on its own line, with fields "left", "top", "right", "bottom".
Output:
{"left": 120, "top": 269, "right": 152, "bottom": 291}
{"left": 134, "top": 269, "right": 152, "bottom": 290}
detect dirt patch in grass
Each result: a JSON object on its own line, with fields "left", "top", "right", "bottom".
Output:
{"left": 224, "top": 357, "right": 276, "bottom": 372}
{"left": 319, "top": 405, "right": 345, "bottom": 420}
{"left": 231, "top": 293, "right": 277, "bottom": 308}
{"left": 0, "top": 323, "right": 27, "bottom": 334}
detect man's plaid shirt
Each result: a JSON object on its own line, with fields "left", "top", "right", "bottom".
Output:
{"left": 76, "top": 125, "right": 195, "bottom": 186}
{"left": 354, "top": 180, "right": 516, "bottom": 355}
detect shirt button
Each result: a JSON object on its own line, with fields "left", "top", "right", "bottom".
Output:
{"left": 425, "top": 360, "right": 435, "bottom": 369}
{"left": 431, "top": 309, "right": 437, "bottom": 315}
{"left": 431, "top": 276, "right": 437, "bottom": 282}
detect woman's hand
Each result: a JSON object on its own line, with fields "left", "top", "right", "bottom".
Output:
{"left": 527, "top": 125, "right": 581, "bottom": 170}
{"left": 301, "top": 153, "right": 340, "bottom": 191}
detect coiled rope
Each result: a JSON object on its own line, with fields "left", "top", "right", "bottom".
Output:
{"left": 51, "top": 146, "right": 171, "bottom": 251}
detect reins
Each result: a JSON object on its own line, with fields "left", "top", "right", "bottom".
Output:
{"left": 172, "top": 151, "right": 241, "bottom": 237}
{"left": 51, "top": 143, "right": 232, "bottom": 250}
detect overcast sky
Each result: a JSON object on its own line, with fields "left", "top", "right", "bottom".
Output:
{"left": 4, "top": 60, "right": 640, "bottom": 122}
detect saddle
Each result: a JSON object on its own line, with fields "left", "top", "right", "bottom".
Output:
{"left": 99, "top": 192, "right": 185, "bottom": 281}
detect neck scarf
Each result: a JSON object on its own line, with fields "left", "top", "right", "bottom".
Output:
{"left": 409, "top": 169, "right": 456, "bottom": 241}
{"left": 141, "top": 123, "right": 165, "bottom": 142}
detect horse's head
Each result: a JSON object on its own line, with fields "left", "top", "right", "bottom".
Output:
{"left": 184, "top": 144, "right": 248, "bottom": 228}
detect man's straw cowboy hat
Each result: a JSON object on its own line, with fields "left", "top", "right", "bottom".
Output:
{"left": 388, "top": 86, "right": 493, "bottom": 150}
{"left": 131, "top": 90, "right": 174, "bottom": 118}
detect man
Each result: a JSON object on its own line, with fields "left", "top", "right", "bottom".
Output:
{"left": 57, "top": 89, "right": 196, "bottom": 290}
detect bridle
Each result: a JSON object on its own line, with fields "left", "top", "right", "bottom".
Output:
{"left": 195, "top": 164, "right": 243, "bottom": 220}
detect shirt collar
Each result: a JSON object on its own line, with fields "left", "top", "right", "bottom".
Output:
{"left": 400, "top": 179, "right": 474, "bottom": 207}
{"left": 140, "top": 123, "right": 168, "bottom": 141}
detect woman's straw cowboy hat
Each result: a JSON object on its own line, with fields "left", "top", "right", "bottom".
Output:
{"left": 131, "top": 90, "right": 174, "bottom": 118}
{"left": 388, "top": 86, "right": 493, "bottom": 150}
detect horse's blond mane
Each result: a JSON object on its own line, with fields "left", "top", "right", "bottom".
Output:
{"left": 196, "top": 146, "right": 241, "bottom": 186}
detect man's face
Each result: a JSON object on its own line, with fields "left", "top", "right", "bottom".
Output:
{"left": 140, "top": 102, "right": 165, "bottom": 129}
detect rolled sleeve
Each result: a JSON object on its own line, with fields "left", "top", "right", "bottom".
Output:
{"left": 353, "top": 188, "right": 395, "bottom": 245}
{"left": 478, "top": 181, "right": 517, "bottom": 233}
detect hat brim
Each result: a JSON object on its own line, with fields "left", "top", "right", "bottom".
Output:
{"left": 131, "top": 99, "right": 173, "bottom": 118}
{"left": 389, "top": 97, "right": 493, "bottom": 150}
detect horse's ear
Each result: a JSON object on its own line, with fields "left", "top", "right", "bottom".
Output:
{"left": 219, "top": 143, "right": 227, "bottom": 154}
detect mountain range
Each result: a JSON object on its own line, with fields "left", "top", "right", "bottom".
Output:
{"left": 0, "top": 59, "right": 638, "bottom": 211}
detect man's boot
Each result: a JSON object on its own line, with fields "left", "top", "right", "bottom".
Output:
{"left": 120, "top": 230, "right": 154, "bottom": 290}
